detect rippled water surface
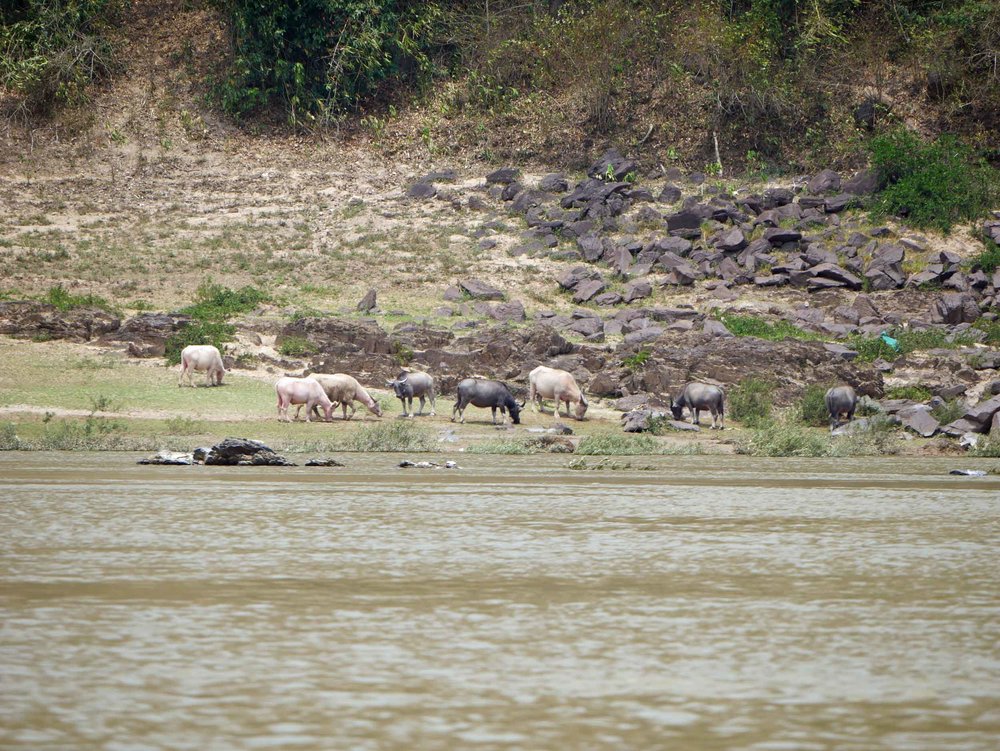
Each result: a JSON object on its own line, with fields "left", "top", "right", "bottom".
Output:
{"left": 2, "top": 452, "right": 999, "bottom": 750}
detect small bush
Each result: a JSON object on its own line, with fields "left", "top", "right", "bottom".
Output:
{"left": 736, "top": 419, "right": 831, "bottom": 457}
{"left": 346, "top": 421, "right": 434, "bottom": 452}
{"left": 278, "top": 336, "right": 317, "bottom": 358}
{"left": 0, "top": 422, "right": 22, "bottom": 450}
{"left": 974, "top": 318, "right": 1000, "bottom": 346}
{"left": 970, "top": 241, "right": 1000, "bottom": 274}
{"left": 886, "top": 385, "right": 933, "bottom": 401}
{"left": 969, "top": 436, "right": 1000, "bottom": 458}
{"left": 869, "top": 129, "right": 999, "bottom": 234}
{"left": 931, "top": 399, "right": 966, "bottom": 425}
{"left": 164, "top": 321, "right": 236, "bottom": 366}
{"left": 576, "top": 434, "right": 658, "bottom": 455}
{"left": 182, "top": 281, "right": 269, "bottom": 322}
{"left": 45, "top": 284, "right": 117, "bottom": 313}
{"left": 717, "top": 313, "right": 820, "bottom": 342}
{"left": 622, "top": 348, "right": 652, "bottom": 371}
{"left": 798, "top": 385, "right": 832, "bottom": 426}
{"left": 850, "top": 328, "right": 979, "bottom": 362}
{"left": 728, "top": 377, "right": 773, "bottom": 427}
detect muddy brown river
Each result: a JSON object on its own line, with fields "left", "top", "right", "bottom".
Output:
{"left": 2, "top": 452, "right": 999, "bottom": 750}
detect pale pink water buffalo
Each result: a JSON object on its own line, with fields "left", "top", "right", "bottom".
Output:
{"left": 528, "top": 365, "right": 589, "bottom": 420}
{"left": 308, "top": 373, "right": 383, "bottom": 420}
{"left": 275, "top": 376, "right": 334, "bottom": 422}
{"left": 178, "top": 344, "right": 226, "bottom": 387}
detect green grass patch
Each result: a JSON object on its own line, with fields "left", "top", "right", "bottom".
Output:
{"left": 973, "top": 318, "right": 1000, "bottom": 346}
{"left": 736, "top": 415, "right": 899, "bottom": 457}
{"left": 886, "top": 385, "right": 933, "bottom": 401}
{"left": 346, "top": 421, "right": 434, "bottom": 452}
{"left": 44, "top": 284, "right": 118, "bottom": 314}
{"left": 622, "top": 348, "right": 652, "bottom": 371}
{"left": 970, "top": 241, "right": 1000, "bottom": 274}
{"left": 969, "top": 436, "right": 1000, "bottom": 458}
{"left": 576, "top": 434, "right": 658, "bottom": 455}
{"left": 728, "top": 377, "right": 773, "bottom": 427}
{"left": 181, "top": 281, "right": 269, "bottom": 321}
{"left": 278, "top": 336, "right": 317, "bottom": 358}
{"left": 567, "top": 457, "right": 656, "bottom": 470}
{"left": 931, "top": 399, "right": 966, "bottom": 425}
{"left": 798, "top": 384, "right": 833, "bottom": 426}
{"left": 869, "top": 129, "right": 999, "bottom": 234}
{"left": 848, "top": 328, "right": 980, "bottom": 362}
{"left": 717, "top": 312, "right": 822, "bottom": 341}
{"left": 464, "top": 438, "right": 540, "bottom": 455}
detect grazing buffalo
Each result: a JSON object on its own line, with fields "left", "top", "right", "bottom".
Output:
{"left": 387, "top": 371, "right": 436, "bottom": 417}
{"left": 308, "top": 373, "right": 383, "bottom": 420}
{"left": 178, "top": 344, "right": 226, "bottom": 387}
{"left": 528, "top": 366, "right": 588, "bottom": 421}
{"left": 452, "top": 378, "right": 523, "bottom": 425}
{"left": 825, "top": 385, "right": 857, "bottom": 429}
{"left": 671, "top": 382, "right": 725, "bottom": 429}
{"left": 275, "top": 376, "right": 334, "bottom": 422}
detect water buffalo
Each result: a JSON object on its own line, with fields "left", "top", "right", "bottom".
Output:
{"left": 308, "top": 373, "right": 383, "bottom": 420}
{"left": 275, "top": 376, "right": 334, "bottom": 422}
{"left": 528, "top": 366, "right": 588, "bottom": 420}
{"left": 452, "top": 378, "right": 523, "bottom": 425}
{"left": 671, "top": 382, "right": 725, "bottom": 429}
{"left": 825, "top": 385, "right": 857, "bottom": 428}
{"left": 178, "top": 344, "right": 226, "bottom": 387}
{"left": 387, "top": 370, "right": 436, "bottom": 417}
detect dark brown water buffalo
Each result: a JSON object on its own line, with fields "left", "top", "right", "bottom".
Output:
{"left": 387, "top": 370, "right": 436, "bottom": 417}
{"left": 671, "top": 382, "right": 725, "bottom": 429}
{"left": 452, "top": 378, "right": 523, "bottom": 425}
{"left": 825, "top": 385, "right": 857, "bottom": 428}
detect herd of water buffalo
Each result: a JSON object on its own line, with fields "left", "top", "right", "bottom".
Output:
{"left": 178, "top": 344, "right": 859, "bottom": 429}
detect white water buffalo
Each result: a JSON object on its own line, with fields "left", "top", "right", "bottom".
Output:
{"left": 452, "top": 378, "right": 523, "bottom": 425}
{"left": 528, "top": 366, "right": 588, "bottom": 420}
{"left": 178, "top": 344, "right": 226, "bottom": 387}
{"left": 825, "top": 385, "right": 857, "bottom": 428}
{"left": 671, "top": 382, "right": 725, "bottom": 429}
{"left": 275, "top": 376, "right": 334, "bottom": 422}
{"left": 308, "top": 373, "right": 383, "bottom": 420}
{"left": 387, "top": 370, "right": 436, "bottom": 417}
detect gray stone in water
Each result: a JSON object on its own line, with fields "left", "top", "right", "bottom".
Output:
{"left": 949, "top": 469, "right": 987, "bottom": 476}
{"left": 138, "top": 451, "right": 193, "bottom": 465}
{"left": 304, "top": 458, "right": 346, "bottom": 467}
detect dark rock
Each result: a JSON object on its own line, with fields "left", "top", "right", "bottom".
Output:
{"left": 0, "top": 301, "right": 121, "bottom": 344}
{"left": 666, "top": 211, "right": 702, "bottom": 233}
{"left": 500, "top": 181, "right": 522, "bottom": 201}
{"left": 898, "top": 406, "right": 940, "bottom": 438}
{"left": 824, "top": 193, "right": 857, "bottom": 213}
{"left": 714, "top": 227, "right": 747, "bottom": 253}
{"left": 100, "top": 311, "right": 191, "bottom": 356}
{"left": 356, "top": 288, "right": 377, "bottom": 313}
{"left": 593, "top": 292, "right": 623, "bottom": 307}
{"left": 406, "top": 182, "right": 437, "bottom": 199}
{"left": 807, "top": 169, "right": 841, "bottom": 195}
{"left": 486, "top": 167, "right": 520, "bottom": 185}
{"left": 810, "top": 263, "right": 863, "bottom": 289}
{"left": 621, "top": 409, "right": 669, "bottom": 433}
{"left": 557, "top": 266, "right": 601, "bottom": 291}
{"left": 763, "top": 227, "right": 802, "bottom": 245}
{"left": 658, "top": 184, "right": 682, "bottom": 203}
{"left": 459, "top": 279, "right": 505, "bottom": 301}
{"left": 588, "top": 148, "right": 637, "bottom": 182}
{"left": 488, "top": 301, "right": 527, "bottom": 322}
{"left": 204, "top": 438, "right": 295, "bottom": 466}
{"left": 304, "top": 458, "right": 346, "bottom": 467}
{"left": 763, "top": 187, "right": 795, "bottom": 209}
{"left": 566, "top": 317, "right": 604, "bottom": 337}
{"left": 932, "top": 293, "right": 980, "bottom": 325}
{"left": 572, "top": 279, "right": 607, "bottom": 303}
{"left": 538, "top": 173, "right": 569, "bottom": 192}
{"left": 623, "top": 280, "right": 652, "bottom": 303}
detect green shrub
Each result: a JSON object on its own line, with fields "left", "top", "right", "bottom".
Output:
{"left": 45, "top": 284, "right": 117, "bottom": 313}
{"left": 0, "top": 0, "right": 126, "bottom": 114}
{"left": 931, "top": 399, "right": 966, "bottom": 425}
{"left": 798, "top": 385, "right": 832, "bottom": 426}
{"left": 869, "top": 129, "right": 999, "bottom": 233}
{"left": 622, "top": 348, "right": 652, "bottom": 371}
{"left": 576, "top": 434, "right": 658, "bottom": 455}
{"left": 850, "top": 328, "right": 980, "bottom": 362}
{"left": 735, "top": 418, "right": 832, "bottom": 457}
{"left": 278, "top": 336, "right": 316, "bottom": 358}
{"left": 728, "top": 377, "right": 773, "bottom": 427}
{"left": 717, "top": 312, "right": 821, "bottom": 342}
{"left": 212, "top": 0, "right": 444, "bottom": 123}
{"left": 886, "top": 385, "right": 933, "bottom": 401}
{"left": 346, "top": 421, "right": 434, "bottom": 452}
{"left": 970, "top": 241, "right": 1000, "bottom": 274}
{"left": 164, "top": 321, "right": 236, "bottom": 366}
{"left": 969, "top": 436, "right": 1000, "bottom": 458}
{"left": 974, "top": 318, "right": 1000, "bottom": 346}
{"left": 163, "top": 416, "right": 207, "bottom": 435}
{"left": 181, "top": 281, "right": 269, "bottom": 321}
{"left": 0, "top": 422, "right": 21, "bottom": 450}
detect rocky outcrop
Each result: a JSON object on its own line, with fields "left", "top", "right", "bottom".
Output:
{"left": 101, "top": 312, "right": 192, "bottom": 356}
{"left": 0, "top": 301, "right": 120, "bottom": 343}
{"left": 201, "top": 437, "right": 295, "bottom": 466}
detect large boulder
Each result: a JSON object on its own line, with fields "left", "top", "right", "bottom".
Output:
{"left": 459, "top": 278, "right": 505, "bottom": 301}
{"left": 943, "top": 396, "right": 1000, "bottom": 435}
{"left": 897, "top": 405, "right": 940, "bottom": 438}
{"left": 101, "top": 311, "right": 192, "bottom": 356}
{"left": 588, "top": 148, "right": 637, "bottom": 182}
{"left": 932, "top": 293, "right": 980, "bottom": 325}
{"left": 0, "top": 301, "right": 120, "bottom": 343}
{"left": 807, "top": 169, "right": 841, "bottom": 195}
{"left": 202, "top": 437, "right": 295, "bottom": 466}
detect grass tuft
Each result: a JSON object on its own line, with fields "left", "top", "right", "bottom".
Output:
{"left": 576, "top": 434, "right": 658, "bottom": 455}
{"left": 346, "top": 421, "right": 434, "bottom": 452}
{"left": 728, "top": 377, "right": 773, "bottom": 427}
